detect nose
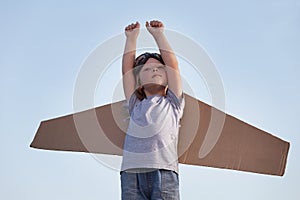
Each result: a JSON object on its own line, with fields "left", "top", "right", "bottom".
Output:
{"left": 152, "top": 67, "right": 158, "bottom": 72}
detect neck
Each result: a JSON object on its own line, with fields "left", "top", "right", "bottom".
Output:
{"left": 143, "top": 84, "right": 167, "bottom": 97}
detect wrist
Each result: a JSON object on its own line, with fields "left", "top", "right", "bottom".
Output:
{"left": 152, "top": 31, "right": 164, "bottom": 39}
{"left": 126, "top": 35, "right": 138, "bottom": 42}
{"left": 153, "top": 32, "right": 166, "bottom": 42}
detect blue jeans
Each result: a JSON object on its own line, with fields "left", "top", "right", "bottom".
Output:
{"left": 121, "top": 169, "right": 180, "bottom": 200}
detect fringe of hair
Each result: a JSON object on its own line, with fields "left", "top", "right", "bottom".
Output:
{"left": 134, "top": 86, "right": 147, "bottom": 101}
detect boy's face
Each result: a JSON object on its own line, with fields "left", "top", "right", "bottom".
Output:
{"left": 138, "top": 58, "right": 167, "bottom": 87}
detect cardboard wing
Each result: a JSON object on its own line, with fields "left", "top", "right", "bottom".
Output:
{"left": 30, "top": 94, "right": 289, "bottom": 176}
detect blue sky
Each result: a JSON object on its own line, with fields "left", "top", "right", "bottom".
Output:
{"left": 1, "top": 0, "right": 299, "bottom": 199}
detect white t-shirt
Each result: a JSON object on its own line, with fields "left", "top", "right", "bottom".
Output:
{"left": 121, "top": 89, "right": 185, "bottom": 173}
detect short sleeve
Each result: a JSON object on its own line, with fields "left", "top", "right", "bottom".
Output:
{"left": 127, "top": 92, "right": 141, "bottom": 115}
{"left": 166, "top": 89, "right": 185, "bottom": 119}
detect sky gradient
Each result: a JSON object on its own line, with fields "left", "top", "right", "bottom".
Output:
{"left": 1, "top": 0, "right": 299, "bottom": 199}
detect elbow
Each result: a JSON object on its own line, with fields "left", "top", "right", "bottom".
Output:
{"left": 167, "top": 60, "right": 179, "bottom": 71}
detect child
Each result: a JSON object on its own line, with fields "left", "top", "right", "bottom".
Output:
{"left": 121, "top": 20, "right": 185, "bottom": 200}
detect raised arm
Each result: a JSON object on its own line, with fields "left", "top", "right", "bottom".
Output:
{"left": 146, "top": 20, "right": 182, "bottom": 98}
{"left": 122, "top": 22, "right": 140, "bottom": 101}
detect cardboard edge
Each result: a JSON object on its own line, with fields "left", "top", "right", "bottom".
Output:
{"left": 278, "top": 141, "right": 290, "bottom": 176}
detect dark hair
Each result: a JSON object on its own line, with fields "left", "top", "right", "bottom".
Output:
{"left": 133, "top": 52, "right": 165, "bottom": 100}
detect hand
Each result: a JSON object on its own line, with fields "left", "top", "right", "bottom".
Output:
{"left": 125, "top": 22, "right": 140, "bottom": 40}
{"left": 146, "top": 20, "right": 164, "bottom": 38}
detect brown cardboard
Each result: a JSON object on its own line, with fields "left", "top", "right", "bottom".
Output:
{"left": 30, "top": 94, "right": 289, "bottom": 176}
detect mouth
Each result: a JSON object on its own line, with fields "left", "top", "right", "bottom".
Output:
{"left": 152, "top": 74, "right": 162, "bottom": 78}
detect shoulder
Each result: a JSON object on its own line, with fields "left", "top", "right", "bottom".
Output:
{"left": 127, "top": 92, "right": 141, "bottom": 115}
{"left": 166, "top": 89, "right": 185, "bottom": 110}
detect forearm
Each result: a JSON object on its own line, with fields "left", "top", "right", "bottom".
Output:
{"left": 153, "top": 33, "right": 179, "bottom": 70}
{"left": 122, "top": 38, "right": 137, "bottom": 74}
